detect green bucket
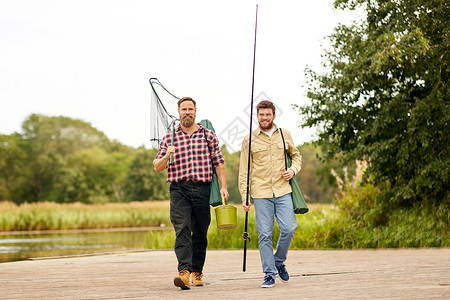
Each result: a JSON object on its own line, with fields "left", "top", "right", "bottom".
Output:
{"left": 215, "top": 205, "right": 237, "bottom": 229}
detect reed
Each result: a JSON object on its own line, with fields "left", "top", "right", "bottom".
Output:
{"left": 144, "top": 204, "right": 340, "bottom": 250}
{"left": 1, "top": 201, "right": 447, "bottom": 249}
{"left": 0, "top": 201, "right": 171, "bottom": 231}
{"left": 145, "top": 207, "right": 260, "bottom": 250}
{"left": 146, "top": 203, "right": 449, "bottom": 249}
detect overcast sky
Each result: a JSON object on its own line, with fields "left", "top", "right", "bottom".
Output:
{"left": 0, "top": 0, "right": 363, "bottom": 152}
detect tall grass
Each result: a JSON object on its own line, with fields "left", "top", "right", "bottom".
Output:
{"left": 1, "top": 201, "right": 447, "bottom": 249}
{"left": 145, "top": 203, "right": 449, "bottom": 249}
{"left": 0, "top": 201, "right": 170, "bottom": 231}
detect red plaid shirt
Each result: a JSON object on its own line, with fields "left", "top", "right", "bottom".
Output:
{"left": 155, "top": 124, "right": 225, "bottom": 182}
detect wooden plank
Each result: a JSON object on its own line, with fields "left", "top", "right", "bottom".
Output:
{"left": 0, "top": 249, "right": 449, "bottom": 299}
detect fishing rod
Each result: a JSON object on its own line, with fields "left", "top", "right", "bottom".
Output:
{"left": 243, "top": 4, "right": 258, "bottom": 273}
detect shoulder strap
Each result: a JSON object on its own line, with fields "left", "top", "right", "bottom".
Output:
{"left": 279, "top": 128, "right": 288, "bottom": 171}
{"left": 203, "top": 129, "right": 216, "bottom": 174}
{"left": 203, "top": 128, "right": 211, "bottom": 155}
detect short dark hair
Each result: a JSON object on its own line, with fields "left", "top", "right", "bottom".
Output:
{"left": 177, "top": 97, "right": 196, "bottom": 108}
{"left": 256, "top": 100, "right": 275, "bottom": 114}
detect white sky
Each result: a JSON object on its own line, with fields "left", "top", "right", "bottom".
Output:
{"left": 0, "top": 0, "right": 362, "bottom": 152}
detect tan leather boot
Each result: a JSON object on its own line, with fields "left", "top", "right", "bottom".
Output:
{"left": 174, "top": 269, "right": 190, "bottom": 290}
{"left": 192, "top": 272, "right": 204, "bottom": 286}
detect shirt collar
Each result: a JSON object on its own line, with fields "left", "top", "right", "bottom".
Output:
{"left": 255, "top": 123, "right": 278, "bottom": 135}
{"left": 175, "top": 123, "right": 204, "bottom": 134}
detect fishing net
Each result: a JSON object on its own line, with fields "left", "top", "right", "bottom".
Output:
{"left": 149, "top": 78, "right": 180, "bottom": 149}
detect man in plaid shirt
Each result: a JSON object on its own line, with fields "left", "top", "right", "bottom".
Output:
{"left": 153, "top": 97, "right": 228, "bottom": 290}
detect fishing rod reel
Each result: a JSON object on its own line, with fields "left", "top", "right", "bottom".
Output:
{"left": 242, "top": 231, "right": 251, "bottom": 242}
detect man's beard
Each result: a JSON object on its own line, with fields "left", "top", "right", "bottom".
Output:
{"left": 181, "top": 114, "right": 195, "bottom": 127}
{"left": 259, "top": 119, "right": 274, "bottom": 131}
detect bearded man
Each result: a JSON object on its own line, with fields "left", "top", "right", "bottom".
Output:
{"left": 153, "top": 97, "right": 228, "bottom": 290}
{"left": 239, "top": 100, "right": 302, "bottom": 288}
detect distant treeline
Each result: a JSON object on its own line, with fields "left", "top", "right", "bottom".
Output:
{"left": 0, "top": 114, "right": 349, "bottom": 205}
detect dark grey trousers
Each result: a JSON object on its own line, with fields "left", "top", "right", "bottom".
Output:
{"left": 169, "top": 181, "right": 211, "bottom": 272}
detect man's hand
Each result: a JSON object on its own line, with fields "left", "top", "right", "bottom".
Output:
{"left": 281, "top": 168, "right": 294, "bottom": 181}
{"left": 242, "top": 198, "right": 252, "bottom": 212}
{"left": 153, "top": 146, "right": 176, "bottom": 173}
{"left": 220, "top": 187, "right": 229, "bottom": 202}
{"left": 166, "top": 146, "right": 176, "bottom": 157}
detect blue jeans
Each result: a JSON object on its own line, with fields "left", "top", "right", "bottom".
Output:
{"left": 170, "top": 181, "right": 211, "bottom": 273}
{"left": 253, "top": 193, "right": 297, "bottom": 279}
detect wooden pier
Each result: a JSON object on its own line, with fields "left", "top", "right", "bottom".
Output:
{"left": 1, "top": 249, "right": 449, "bottom": 299}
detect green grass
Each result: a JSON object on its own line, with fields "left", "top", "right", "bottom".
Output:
{"left": 1, "top": 201, "right": 448, "bottom": 249}
{"left": 0, "top": 201, "right": 171, "bottom": 231}
{"left": 145, "top": 203, "right": 449, "bottom": 249}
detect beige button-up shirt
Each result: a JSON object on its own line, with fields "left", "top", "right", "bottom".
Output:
{"left": 239, "top": 125, "right": 302, "bottom": 200}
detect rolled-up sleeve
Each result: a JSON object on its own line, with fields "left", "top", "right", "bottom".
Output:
{"left": 208, "top": 131, "right": 225, "bottom": 167}
{"left": 285, "top": 129, "right": 302, "bottom": 175}
{"left": 155, "top": 134, "right": 169, "bottom": 160}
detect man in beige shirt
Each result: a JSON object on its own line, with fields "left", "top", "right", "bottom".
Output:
{"left": 239, "top": 100, "right": 301, "bottom": 288}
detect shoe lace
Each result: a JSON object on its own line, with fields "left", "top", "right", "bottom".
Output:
{"left": 193, "top": 272, "right": 202, "bottom": 280}
{"left": 277, "top": 265, "right": 286, "bottom": 274}
{"left": 180, "top": 269, "right": 189, "bottom": 276}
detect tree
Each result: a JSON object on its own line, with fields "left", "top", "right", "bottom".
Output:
{"left": 298, "top": 0, "right": 449, "bottom": 207}
{"left": 20, "top": 114, "right": 113, "bottom": 202}
{"left": 122, "top": 148, "right": 170, "bottom": 201}
{"left": 0, "top": 134, "right": 32, "bottom": 203}
{"left": 297, "top": 143, "right": 348, "bottom": 203}
{"left": 51, "top": 146, "right": 133, "bottom": 203}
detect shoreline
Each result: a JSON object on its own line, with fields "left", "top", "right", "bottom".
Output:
{"left": 0, "top": 226, "right": 172, "bottom": 236}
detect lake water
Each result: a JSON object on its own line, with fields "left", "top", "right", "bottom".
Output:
{"left": 0, "top": 227, "right": 168, "bottom": 263}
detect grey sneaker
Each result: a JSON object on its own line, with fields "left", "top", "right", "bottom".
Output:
{"left": 276, "top": 264, "right": 289, "bottom": 282}
{"left": 261, "top": 275, "right": 275, "bottom": 288}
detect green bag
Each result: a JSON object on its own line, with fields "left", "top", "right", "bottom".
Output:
{"left": 200, "top": 119, "right": 222, "bottom": 207}
{"left": 280, "top": 128, "right": 309, "bottom": 214}
{"left": 286, "top": 154, "right": 309, "bottom": 214}
{"left": 209, "top": 173, "right": 222, "bottom": 207}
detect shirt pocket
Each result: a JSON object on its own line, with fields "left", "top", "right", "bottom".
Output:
{"left": 277, "top": 143, "right": 291, "bottom": 172}
{"left": 276, "top": 143, "right": 286, "bottom": 163}
{"left": 251, "top": 145, "right": 270, "bottom": 165}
